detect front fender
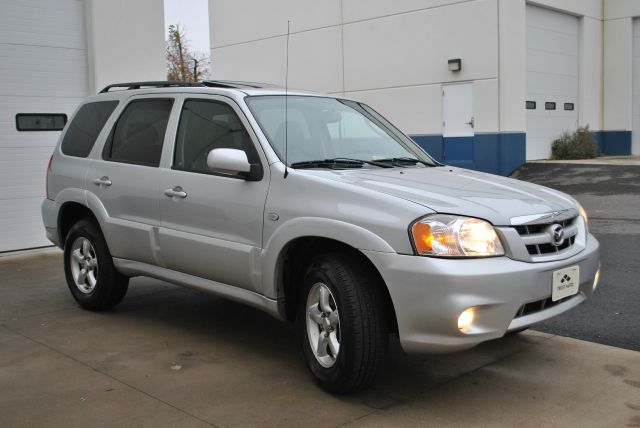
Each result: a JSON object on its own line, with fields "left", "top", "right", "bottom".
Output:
{"left": 261, "top": 216, "right": 395, "bottom": 299}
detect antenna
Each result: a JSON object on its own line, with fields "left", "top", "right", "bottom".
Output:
{"left": 284, "top": 20, "right": 290, "bottom": 179}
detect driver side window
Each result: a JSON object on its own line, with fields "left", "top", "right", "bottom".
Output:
{"left": 173, "top": 99, "right": 259, "bottom": 174}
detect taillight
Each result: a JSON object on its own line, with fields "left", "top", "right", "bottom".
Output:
{"left": 46, "top": 154, "right": 53, "bottom": 199}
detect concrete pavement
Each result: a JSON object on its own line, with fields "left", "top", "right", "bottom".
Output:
{"left": 1, "top": 251, "right": 639, "bottom": 427}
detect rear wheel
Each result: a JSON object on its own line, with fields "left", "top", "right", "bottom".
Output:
{"left": 298, "top": 252, "right": 388, "bottom": 394}
{"left": 63, "top": 219, "right": 128, "bottom": 311}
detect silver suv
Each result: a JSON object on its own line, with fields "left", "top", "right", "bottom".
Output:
{"left": 42, "top": 80, "right": 600, "bottom": 393}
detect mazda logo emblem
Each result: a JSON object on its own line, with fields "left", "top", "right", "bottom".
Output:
{"left": 550, "top": 224, "right": 565, "bottom": 247}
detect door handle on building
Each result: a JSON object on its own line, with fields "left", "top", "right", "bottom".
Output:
{"left": 93, "top": 176, "right": 112, "bottom": 187}
{"left": 466, "top": 117, "right": 475, "bottom": 128}
{"left": 164, "top": 186, "right": 187, "bottom": 199}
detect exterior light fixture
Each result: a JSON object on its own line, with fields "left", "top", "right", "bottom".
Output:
{"left": 448, "top": 58, "right": 462, "bottom": 72}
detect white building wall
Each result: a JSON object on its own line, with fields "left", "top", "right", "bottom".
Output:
{"left": 85, "top": 0, "right": 166, "bottom": 94}
{"left": 499, "top": 0, "right": 527, "bottom": 133}
{"left": 579, "top": 16, "right": 604, "bottom": 130}
{"left": 602, "top": 0, "right": 640, "bottom": 155}
{"left": 211, "top": 0, "right": 501, "bottom": 137}
{"left": 603, "top": 18, "right": 633, "bottom": 131}
{"left": 210, "top": 0, "right": 638, "bottom": 162}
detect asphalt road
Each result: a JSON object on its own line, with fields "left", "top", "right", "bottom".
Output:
{"left": 511, "top": 163, "right": 640, "bottom": 351}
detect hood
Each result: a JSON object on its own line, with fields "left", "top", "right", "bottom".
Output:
{"left": 304, "top": 166, "right": 577, "bottom": 226}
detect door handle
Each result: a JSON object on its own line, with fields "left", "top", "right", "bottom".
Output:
{"left": 164, "top": 186, "right": 187, "bottom": 199}
{"left": 93, "top": 176, "right": 112, "bottom": 186}
{"left": 465, "top": 117, "right": 475, "bottom": 128}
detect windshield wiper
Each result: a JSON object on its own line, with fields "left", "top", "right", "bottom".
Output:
{"left": 290, "top": 158, "right": 393, "bottom": 169}
{"left": 375, "top": 157, "right": 437, "bottom": 167}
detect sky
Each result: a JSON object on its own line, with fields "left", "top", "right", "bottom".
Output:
{"left": 164, "top": 0, "right": 211, "bottom": 56}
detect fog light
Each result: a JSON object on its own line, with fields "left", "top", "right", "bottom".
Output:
{"left": 593, "top": 267, "right": 601, "bottom": 291}
{"left": 458, "top": 308, "right": 475, "bottom": 332}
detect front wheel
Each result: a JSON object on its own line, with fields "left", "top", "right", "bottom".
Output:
{"left": 63, "top": 219, "right": 129, "bottom": 311}
{"left": 298, "top": 252, "right": 388, "bottom": 394}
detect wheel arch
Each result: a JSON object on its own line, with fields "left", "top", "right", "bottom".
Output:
{"left": 273, "top": 236, "right": 398, "bottom": 334}
{"left": 57, "top": 201, "right": 100, "bottom": 245}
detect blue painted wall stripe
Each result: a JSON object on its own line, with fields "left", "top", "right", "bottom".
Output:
{"left": 593, "top": 130, "right": 632, "bottom": 156}
{"left": 410, "top": 132, "right": 526, "bottom": 176}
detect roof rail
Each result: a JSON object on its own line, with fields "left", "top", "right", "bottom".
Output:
{"left": 99, "top": 81, "right": 204, "bottom": 93}
{"left": 202, "top": 80, "right": 280, "bottom": 89}
{"left": 99, "top": 79, "right": 279, "bottom": 94}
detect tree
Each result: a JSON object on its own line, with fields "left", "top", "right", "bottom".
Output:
{"left": 166, "top": 24, "right": 209, "bottom": 82}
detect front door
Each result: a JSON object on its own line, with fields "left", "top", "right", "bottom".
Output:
{"left": 158, "top": 96, "right": 270, "bottom": 293}
{"left": 442, "top": 82, "right": 474, "bottom": 168}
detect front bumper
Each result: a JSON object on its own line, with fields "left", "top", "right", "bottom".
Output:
{"left": 363, "top": 233, "right": 600, "bottom": 354}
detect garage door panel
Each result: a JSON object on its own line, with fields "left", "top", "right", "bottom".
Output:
{"left": 0, "top": 45, "right": 87, "bottom": 98}
{"left": 527, "top": 27, "right": 577, "bottom": 54}
{"left": 0, "top": 0, "right": 85, "bottom": 50}
{"left": 0, "top": 0, "right": 87, "bottom": 251}
{"left": 526, "top": 50, "right": 577, "bottom": 76}
{"left": 526, "top": 5, "right": 578, "bottom": 161}
{"left": 528, "top": 73, "right": 579, "bottom": 97}
{"left": 0, "top": 147, "right": 52, "bottom": 200}
{"left": 0, "top": 198, "right": 50, "bottom": 251}
{"left": 527, "top": 6, "right": 578, "bottom": 33}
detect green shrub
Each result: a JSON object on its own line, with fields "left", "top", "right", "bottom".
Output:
{"left": 550, "top": 126, "right": 597, "bottom": 160}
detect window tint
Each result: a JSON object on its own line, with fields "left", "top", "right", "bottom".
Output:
{"left": 103, "top": 99, "right": 173, "bottom": 167}
{"left": 61, "top": 101, "right": 118, "bottom": 157}
{"left": 174, "top": 99, "right": 259, "bottom": 173}
{"left": 526, "top": 101, "right": 536, "bottom": 110}
{"left": 545, "top": 102, "right": 556, "bottom": 110}
{"left": 16, "top": 113, "right": 67, "bottom": 131}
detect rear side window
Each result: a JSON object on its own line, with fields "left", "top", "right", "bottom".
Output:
{"left": 173, "top": 99, "right": 259, "bottom": 174}
{"left": 103, "top": 99, "right": 173, "bottom": 167}
{"left": 61, "top": 101, "right": 118, "bottom": 157}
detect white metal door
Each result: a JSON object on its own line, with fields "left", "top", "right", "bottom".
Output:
{"left": 526, "top": 4, "right": 578, "bottom": 160}
{"left": 443, "top": 82, "right": 474, "bottom": 137}
{"left": 0, "top": 0, "right": 88, "bottom": 251}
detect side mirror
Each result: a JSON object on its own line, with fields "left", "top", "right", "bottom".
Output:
{"left": 206, "top": 148, "right": 262, "bottom": 181}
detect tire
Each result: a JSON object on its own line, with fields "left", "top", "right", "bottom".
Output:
{"left": 297, "top": 252, "right": 388, "bottom": 394}
{"left": 63, "top": 219, "right": 129, "bottom": 311}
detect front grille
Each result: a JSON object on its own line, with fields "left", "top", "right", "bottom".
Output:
{"left": 514, "top": 216, "right": 578, "bottom": 256}
{"left": 514, "top": 295, "right": 573, "bottom": 318}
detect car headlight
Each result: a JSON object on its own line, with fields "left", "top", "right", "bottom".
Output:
{"left": 411, "top": 215, "right": 505, "bottom": 257}
{"left": 577, "top": 202, "right": 588, "bottom": 230}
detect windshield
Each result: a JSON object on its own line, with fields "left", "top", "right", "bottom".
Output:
{"left": 245, "top": 95, "right": 437, "bottom": 167}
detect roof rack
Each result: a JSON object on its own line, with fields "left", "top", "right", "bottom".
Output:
{"left": 99, "top": 80, "right": 278, "bottom": 94}
{"left": 201, "top": 80, "right": 279, "bottom": 89}
{"left": 99, "top": 81, "right": 204, "bottom": 93}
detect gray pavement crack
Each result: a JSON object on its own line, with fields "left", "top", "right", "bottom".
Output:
{"left": 1, "top": 324, "right": 219, "bottom": 428}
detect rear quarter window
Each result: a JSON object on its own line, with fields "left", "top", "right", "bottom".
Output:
{"left": 61, "top": 101, "right": 119, "bottom": 157}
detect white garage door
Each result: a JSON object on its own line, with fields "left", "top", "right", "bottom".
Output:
{"left": 526, "top": 5, "right": 578, "bottom": 160}
{"left": 632, "top": 18, "right": 640, "bottom": 156}
{"left": 0, "top": 0, "right": 88, "bottom": 252}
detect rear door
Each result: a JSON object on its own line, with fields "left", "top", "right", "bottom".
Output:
{"left": 88, "top": 95, "right": 176, "bottom": 265}
{"left": 158, "top": 95, "right": 270, "bottom": 293}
